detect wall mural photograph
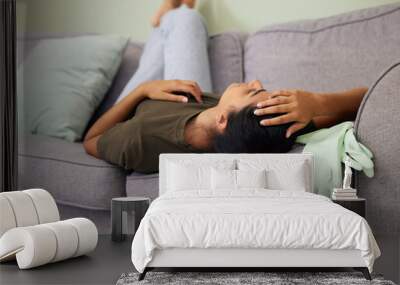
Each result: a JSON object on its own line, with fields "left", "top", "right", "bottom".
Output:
{"left": 1, "top": 0, "right": 399, "bottom": 284}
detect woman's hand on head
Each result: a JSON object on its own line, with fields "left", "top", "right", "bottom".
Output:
{"left": 254, "top": 89, "right": 319, "bottom": 138}
{"left": 138, "top": 80, "right": 203, "bottom": 103}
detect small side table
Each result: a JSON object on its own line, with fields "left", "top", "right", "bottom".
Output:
{"left": 332, "top": 198, "right": 366, "bottom": 218}
{"left": 111, "top": 197, "right": 150, "bottom": 242}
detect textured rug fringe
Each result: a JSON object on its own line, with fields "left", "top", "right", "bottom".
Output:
{"left": 116, "top": 271, "right": 394, "bottom": 285}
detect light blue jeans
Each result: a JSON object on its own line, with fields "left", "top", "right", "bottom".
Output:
{"left": 116, "top": 5, "right": 212, "bottom": 103}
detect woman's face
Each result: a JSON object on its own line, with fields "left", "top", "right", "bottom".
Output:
{"left": 218, "top": 80, "right": 268, "bottom": 112}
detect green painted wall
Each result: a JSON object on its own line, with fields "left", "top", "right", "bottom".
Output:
{"left": 18, "top": 0, "right": 400, "bottom": 41}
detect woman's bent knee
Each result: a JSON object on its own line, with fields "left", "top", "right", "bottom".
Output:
{"left": 161, "top": 5, "right": 205, "bottom": 30}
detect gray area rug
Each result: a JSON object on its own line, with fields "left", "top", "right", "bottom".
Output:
{"left": 117, "top": 272, "right": 396, "bottom": 285}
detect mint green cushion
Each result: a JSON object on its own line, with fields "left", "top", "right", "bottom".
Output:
{"left": 20, "top": 35, "right": 128, "bottom": 142}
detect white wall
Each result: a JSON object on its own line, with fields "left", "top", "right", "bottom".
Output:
{"left": 17, "top": 0, "right": 400, "bottom": 41}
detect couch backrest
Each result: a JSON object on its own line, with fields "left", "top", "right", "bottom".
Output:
{"left": 159, "top": 153, "right": 314, "bottom": 195}
{"left": 209, "top": 32, "right": 247, "bottom": 94}
{"left": 244, "top": 3, "right": 400, "bottom": 93}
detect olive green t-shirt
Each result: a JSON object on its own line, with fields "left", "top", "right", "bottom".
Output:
{"left": 97, "top": 94, "right": 219, "bottom": 174}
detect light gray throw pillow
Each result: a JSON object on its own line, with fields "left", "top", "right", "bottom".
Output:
{"left": 20, "top": 35, "right": 128, "bottom": 142}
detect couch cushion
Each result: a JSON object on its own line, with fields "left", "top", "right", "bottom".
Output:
{"left": 18, "top": 135, "right": 126, "bottom": 210}
{"left": 245, "top": 3, "right": 400, "bottom": 92}
{"left": 18, "top": 35, "right": 144, "bottom": 139}
{"left": 126, "top": 172, "right": 159, "bottom": 201}
{"left": 85, "top": 41, "right": 144, "bottom": 133}
{"left": 21, "top": 35, "right": 127, "bottom": 142}
{"left": 18, "top": 33, "right": 95, "bottom": 66}
{"left": 209, "top": 32, "right": 247, "bottom": 95}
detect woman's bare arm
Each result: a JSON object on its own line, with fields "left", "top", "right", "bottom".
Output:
{"left": 255, "top": 87, "right": 368, "bottom": 137}
{"left": 312, "top": 87, "right": 367, "bottom": 126}
{"left": 83, "top": 87, "right": 145, "bottom": 158}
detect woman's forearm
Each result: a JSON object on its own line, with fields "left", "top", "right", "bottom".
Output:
{"left": 84, "top": 87, "right": 145, "bottom": 142}
{"left": 314, "top": 87, "right": 367, "bottom": 119}
{"left": 312, "top": 87, "right": 367, "bottom": 128}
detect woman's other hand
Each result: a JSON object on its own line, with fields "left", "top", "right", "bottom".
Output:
{"left": 254, "top": 89, "right": 319, "bottom": 138}
{"left": 138, "top": 80, "right": 203, "bottom": 103}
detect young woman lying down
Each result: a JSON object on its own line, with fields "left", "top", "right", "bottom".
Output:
{"left": 83, "top": 2, "right": 367, "bottom": 174}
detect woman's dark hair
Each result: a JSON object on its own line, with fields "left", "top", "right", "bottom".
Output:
{"left": 214, "top": 106, "right": 296, "bottom": 153}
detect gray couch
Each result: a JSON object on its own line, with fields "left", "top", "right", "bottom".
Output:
{"left": 18, "top": 3, "right": 400, "bottom": 234}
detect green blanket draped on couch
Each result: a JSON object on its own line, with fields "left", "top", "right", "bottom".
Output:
{"left": 296, "top": 122, "right": 374, "bottom": 197}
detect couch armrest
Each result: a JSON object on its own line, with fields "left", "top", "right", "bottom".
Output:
{"left": 354, "top": 62, "right": 400, "bottom": 235}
